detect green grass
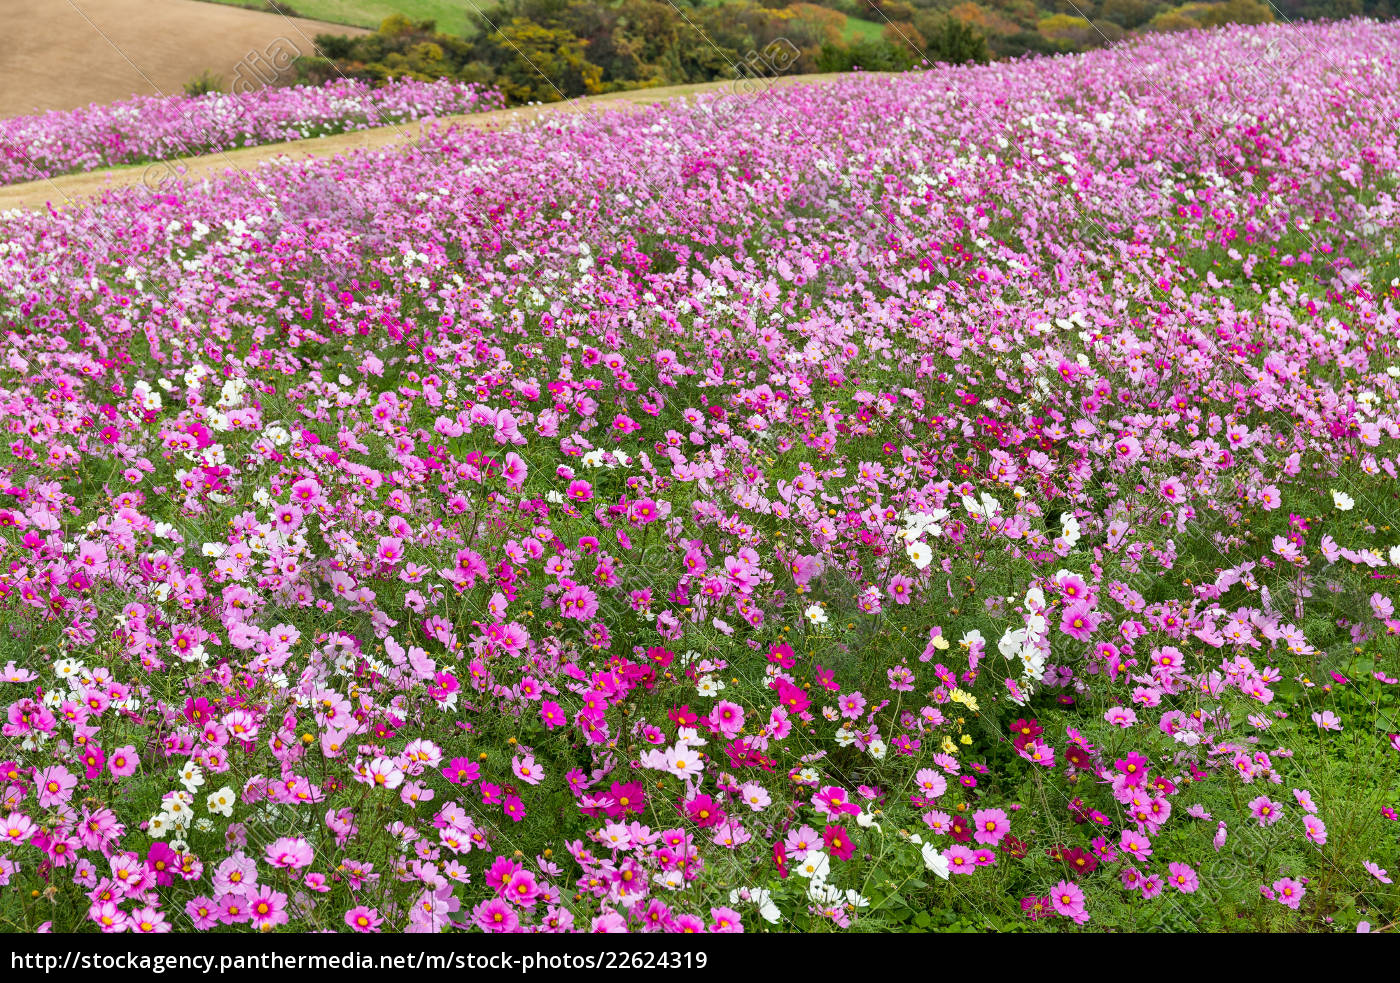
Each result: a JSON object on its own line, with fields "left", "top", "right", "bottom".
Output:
{"left": 196, "top": 0, "right": 481, "bottom": 37}
{"left": 840, "top": 15, "right": 886, "bottom": 44}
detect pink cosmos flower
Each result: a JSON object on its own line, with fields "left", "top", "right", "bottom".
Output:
{"left": 1017, "top": 739, "right": 1055, "bottom": 767}
{"left": 345, "top": 906, "right": 383, "bottom": 932}
{"left": 1049, "top": 880, "right": 1089, "bottom": 924}
{"left": 1364, "top": 861, "right": 1391, "bottom": 884}
{"left": 914, "top": 768, "right": 947, "bottom": 799}
{"left": 1119, "top": 830, "right": 1152, "bottom": 862}
{"left": 265, "top": 837, "right": 314, "bottom": 870}
{"left": 184, "top": 898, "right": 217, "bottom": 931}
{"left": 474, "top": 898, "right": 518, "bottom": 932}
{"left": 1167, "top": 862, "right": 1199, "bottom": 894}
{"left": 709, "top": 906, "right": 743, "bottom": 933}
{"left": 504, "top": 870, "right": 540, "bottom": 907}
{"left": 1104, "top": 706, "right": 1138, "bottom": 728}
{"left": 512, "top": 754, "right": 544, "bottom": 786}
{"left": 1272, "top": 877, "right": 1305, "bottom": 910}
{"left": 1311, "top": 710, "right": 1343, "bottom": 731}
{"left": 943, "top": 844, "right": 979, "bottom": 875}
{"left": 1021, "top": 895, "right": 1053, "bottom": 920}
{"left": 247, "top": 885, "right": 289, "bottom": 929}
{"left": 971, "top": 808, "right": 1009, "bottom": 846}
{"left": 128, "top": 906, "right": 171, "bottom": 933}
{"left": 35, "top": 766, "right": 77, "bottom": 808}
{"left": 1248, "top": 795, "right": 1283, "bottom": 827}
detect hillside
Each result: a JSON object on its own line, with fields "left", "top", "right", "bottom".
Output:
{"left": 202, "top": 0, "right": 1400, "bottom": 97}
{"left": 0, "top": 18, "right": 1397, "bottom": 936}
{"left": 0, "top": 0, "right": 367, "bottom": 117}
{"left": 0, "top": 73, "right": 868, "bottom": 211}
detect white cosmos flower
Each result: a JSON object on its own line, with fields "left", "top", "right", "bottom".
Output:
{"left": 730, "top": 887, "right": 781, "bottom": 925}
{"left": 999, "top": 627, "right": 1029, "bottom": 659}
{"left": 675, "top": 726, "right": 706, "bottom": 746}
{"left": 904, "top": 508, "right": 949, "bottom": 538}
{"left": 794, "top": 850, "right": 830, "bottom": 883}
{"left": 961, "top": 493, "right": 1001, "bottom": 518}
{"left": 921, "top": 841, "right": 950, "bottom": 880}
{"left": 804, "top": 603, "right": 829, "bottom": 625}
{"left": 178, "top": 761, "right": 205, "bottom": 793}
{"left": 206, "top": 786, "right": 235, "bottom": 817}
{"left": 694, "top": 676, "right": 724, "bottom": 697}
{"left": 664, "top": 745, "right": 704, "bottom": 779}
{"left": 906, "top": 541, "right": 933, "bottom": 570}
{"left": 1332, "top": 489, "right": 1355, "bottom": 511}
{"left": 655, "top": 869, "right": 684, "bottom": 890}
{"left": 808, "top": 881, "right": 843, "bottom": 905}
{"left": 1061, "top": 515, "right": 1081, "bottom": 546}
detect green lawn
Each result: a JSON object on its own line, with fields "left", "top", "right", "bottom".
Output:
{"left": 840, "top": 14, "right": 886, "bottom": 44}
{"left": 197, "top": 0, "right": 481, "bottom": 37}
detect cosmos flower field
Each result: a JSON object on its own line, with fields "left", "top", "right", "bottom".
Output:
{"left": 1, "top": 78, "right": 502, "bottom": 186}
{"left": 0, "top": 18, "right": 1398, "bottom": 935}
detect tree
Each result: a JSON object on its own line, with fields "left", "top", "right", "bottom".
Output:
{"left": 927, "top": 15, "right": 989, "bottom": 63}
{"left": 1101, "top": 0, "right": 1160, "bottom": 28}
{"left": 482, "top": 19, "right": 604, "bottom": 101}
{"left": 1038, "top": 12, "right": 1096, "bottom": 47}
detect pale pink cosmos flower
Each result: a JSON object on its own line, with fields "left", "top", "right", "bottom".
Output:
{"left": 512, "top": 754, "right": 544, "bottom": 786}
{"left": 1311, "top": 710, "right": 1343, "bottom": 732}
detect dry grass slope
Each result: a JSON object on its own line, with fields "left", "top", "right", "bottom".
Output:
{"left": 0, "top": 0, "right": 367, "bottom": 118}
